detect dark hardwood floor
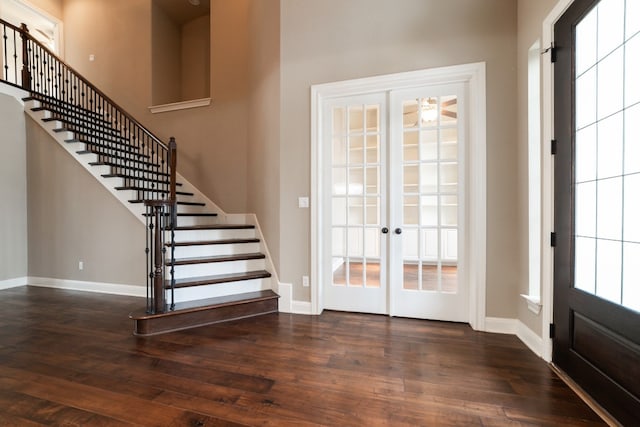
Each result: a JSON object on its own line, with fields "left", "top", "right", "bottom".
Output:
{"left": 0, "top": 286, "right": 605, "bottom": 426}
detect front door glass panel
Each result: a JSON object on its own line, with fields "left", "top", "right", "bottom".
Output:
{"left": 574, "top": 0, "right": 640, "bottom": 312}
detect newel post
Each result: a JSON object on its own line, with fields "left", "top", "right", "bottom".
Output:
{"left": 19, "top": 23, "right": 31, "bottom": 91}
{"left": 152, "top": 203, "right": 166, "bottom": 313}
{"left": 168, "top": 137, "right": 177, "bottom": 200}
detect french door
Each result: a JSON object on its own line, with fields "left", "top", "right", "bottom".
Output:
{"left": 323, "top": 84, "right": 467, "bottom": 322}
{"left": 553, "top": 0, "right": 640, "bottom": 424}
{"left": 323, "top": 93, "right": 389, "bottom": 314}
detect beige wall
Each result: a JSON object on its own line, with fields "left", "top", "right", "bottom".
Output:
{"left": 516, "top": 0, "right": 560, "bottom": 335}
{"left": 181, "top": 14, "right": 210, "bottom": 101}
{"left": 0, "top": 93, "right": 28, "bottom": 281}
{"left": 62, "top": 0, "right": 249, "bottom": 213}
{"left": 247, "top": 0, "right": 281, "bottom": 272}
{"left": 280, "top": 0, "right": 520, "bottom": 312}
{"left": 28, "top": 0, "right": 63, "bottom": 19}
{"left": 152, "top": 1, "right": 181, "bottom": 105}
{"left": 26, "top": 118, "right": 145, "bottom": 285}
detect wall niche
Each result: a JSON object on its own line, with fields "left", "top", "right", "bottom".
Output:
{"left": 152, "top": 0, "right": 210, "bottom": 106}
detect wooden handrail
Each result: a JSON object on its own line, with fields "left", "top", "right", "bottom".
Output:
{"left": 0, "top": 18, "right": 169, "bottom": 152}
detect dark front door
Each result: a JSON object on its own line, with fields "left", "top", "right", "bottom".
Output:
{"left": 553, "top": 0, "right": 640, "bottom": 424}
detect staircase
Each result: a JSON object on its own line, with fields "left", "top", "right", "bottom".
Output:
{"left": 1, "top": 19, "right": 278, "bottom": 335}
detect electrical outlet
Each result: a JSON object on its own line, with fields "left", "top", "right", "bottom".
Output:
{"left": 302, "top": 275, "right": 309, "bottom": 287}
{"left": 298, "top": 197, "right": 309, "bottom": 208}
{"left": 78, "top": 261, "right": 84, "bottom": 271}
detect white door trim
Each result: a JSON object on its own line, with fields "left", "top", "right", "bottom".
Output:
{"left": 0, "top": 0, "right": 64, "bottom": 57}
{"left": 311, "top": 62, "right": 487, "bottom": 330}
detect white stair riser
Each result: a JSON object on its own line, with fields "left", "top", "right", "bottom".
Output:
{"left": 92, "top": 165, "right": 113, "bottom": 176}
{"left": 171, "top": 258, "right": 265, "bottom": 279}
{"left": 177, "top": 204, "right": 209, "bottom": 214}
{"left": 167, "top": 278, "right": 271, "bottom": 303}
{"left": 65, "top": 141, "right": 87, "bottom": 152}
{"left": 172, "top": 242, "right": 260, "bottom": 259}
{"left": 176, "top": 215, "right": 219, "bottom": 227}
{"left": 78, "top": 152, "right": 99, "bottom": 163}
{"left": 173, "top": 228, "right": 255, "bottom": 242}
{"left": 102, "top": 177, "right": 126, "bottom": 187}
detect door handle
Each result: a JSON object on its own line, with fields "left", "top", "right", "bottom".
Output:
{"left": 381, "top": 227, "right": 389, "bottom": 234}
{"left": 394, "top": 228, "right": 402, "bottom": 235}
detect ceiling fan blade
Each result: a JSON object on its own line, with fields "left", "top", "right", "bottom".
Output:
{"left": 441, "top": 110, "right": 457, "bottom": 119}
{"left": 441, "top": 98, "right": 457, "bottom": 107}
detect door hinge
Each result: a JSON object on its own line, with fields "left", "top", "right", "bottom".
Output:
{"left": 551, "top": 139, "right": 557, "bottom": 155}
{"left": 549, "top": 323, "right": 556, "bottom": 339}
{"left": 550, "top": 232, "right": 557, "bottom": 247}
{"left": 542, "top": 42, "right": 557, "bottom": 63}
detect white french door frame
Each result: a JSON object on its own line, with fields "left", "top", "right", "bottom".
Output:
{"left": 311, "top": 62, "right": 487, "bottom": 330}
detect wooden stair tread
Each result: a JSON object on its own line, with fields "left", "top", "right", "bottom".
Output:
{"left": 76, "top": 148, "right": 152, "bottom": 163}
{"left": 67, "top": 138, "right": 140, "bottom": 154}
{"left": 102, "top": 173, "right": 183, "bottom": 186}
{"left": 129, "top": 290, "right": 279, "bottom": 336}
{"left": 143, "top": 212, "right": 218, "bottom": 218}
{"left": 90, "top": 161, "right": 168, "bottom": 176}
{"left": 130, "top": 290, "right": 278, "bottom": 320}
{"left": 176, "top": 201, "right": 205, "bottom": 206}
{"left": 129, "top": 199, "right": 204, "bottom": 205}
{"left": 115, "top": 186, "right": 194, "bottom": 196}
{"left": 56, "top": 127, "right": 130, "bottom": 144}
{"left": 173, "top": 224, "right": 254, "bottom": 230}
{"left": 40, "top": 113, "right": 112, "bottom": 127}
{"left": 168, "top": 238, "right": 258, "bottom": 247}
{"left": 46, "top": 118, "right": 122, "bottom": 136}
{"left": 24, "top": 95, "right": 105, "bottom": 120}
{"left": 177, "top": 212, "right": 217, "bottom": 216}
{"left": 169, "top": 270, "right": 272, "bottom": 289}
{"left": 167, "top": 252, "right": 265, "bottom": 266}
{"left": 31, "top": 106, "right": 107, "bottom": 122}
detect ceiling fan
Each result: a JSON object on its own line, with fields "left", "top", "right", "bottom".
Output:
{"left": 404, "top": 97, "right": 457, "bottom": 125}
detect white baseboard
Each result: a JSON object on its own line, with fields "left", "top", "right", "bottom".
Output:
{"left": 0, "top": 276, "right": 28, "bottom": 290}
{"left": 485, "top": 317, "right": 518, "bottom": 334}
{"left": 291, "top": 300, "right": 313, "bottom": 315}
{"left": 516, "top": 321, "right": 544, "bottom": 357}
{"left": 278, "top": 282, "right": 293, "bottom": 313}
{"left": 485, "top": 317, "right": 543, "bottom": 357}
{"left": 28, "top": 277, "right": 145, "bottom": 297}
{"left": 276, "top": 283, "right": 313, "bottom": 315}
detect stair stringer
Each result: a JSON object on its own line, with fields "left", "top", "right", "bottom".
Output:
{"left": 23, "top": 100, "right": 282, "bottom": 302}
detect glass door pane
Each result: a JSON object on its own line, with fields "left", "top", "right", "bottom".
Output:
{"left": 574, "top": 0, "right": 640, "bottom": 312}
{"left": 401, "top": 96, "right": 459, "bottom": 293}
{"left": 331, "top": 103, "right": 383, "bottom": 290}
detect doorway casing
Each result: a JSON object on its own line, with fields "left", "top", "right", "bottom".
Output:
{"left": 311, "top": 62, "right": 487, "bottom": 330}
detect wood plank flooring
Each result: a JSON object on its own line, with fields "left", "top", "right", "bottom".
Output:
{"left": 333, "top": 262, "right": 458, "bottom": 292}
{"left": 0, "top": 286, "right": 605, "bottom": 426}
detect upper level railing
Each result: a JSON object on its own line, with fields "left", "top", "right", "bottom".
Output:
{"left": 1, "top": 19, "right": 177, "bottom": 314}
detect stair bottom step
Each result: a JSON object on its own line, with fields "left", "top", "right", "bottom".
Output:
{"left": 129, "top": 290, "right": 279, "bottom": 336}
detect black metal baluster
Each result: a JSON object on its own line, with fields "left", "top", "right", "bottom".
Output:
{"left": 145, "top": 205, "right": 151, "bottom": 314}
{"left": 12, "top": 26, "right": 18, "bottom": 85}
{"left": 2, "top": 24, "right": 8, "bottom": 82}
